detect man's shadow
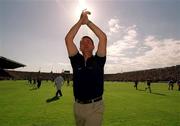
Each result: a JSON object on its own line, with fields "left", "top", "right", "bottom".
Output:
{"left": 137, "top": 89, "right": 166, "bottom": 96}
{"left": 46, "top": 96, "right": 59, "bottom": 103}
{"left": 137, "top": 89, "right": 145, "bottom": 91}
{"left": 151, "top": 92, "right": 166, "bottom": 96}
{"left": 29, "top": 87, "right": 38, "bottom": 91}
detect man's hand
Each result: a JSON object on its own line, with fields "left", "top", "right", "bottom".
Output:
{"left": 80, "top": 10, "right": 91, "bottom": 25}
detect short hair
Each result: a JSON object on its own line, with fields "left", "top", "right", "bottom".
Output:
{"left": 81, "top": 36, "right": 94, "bottom": 45}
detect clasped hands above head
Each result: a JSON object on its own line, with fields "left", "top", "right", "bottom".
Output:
{"left": 80, "top": 9, "right": 91, "bottom": 25}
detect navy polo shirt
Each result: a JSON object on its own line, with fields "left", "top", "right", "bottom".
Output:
{"left": 69, "top": 52, "right": 106, "bottom": 100}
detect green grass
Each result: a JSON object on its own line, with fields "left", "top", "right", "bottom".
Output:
{"left": 0, "top": 80, "right": 180, "bottom": 126}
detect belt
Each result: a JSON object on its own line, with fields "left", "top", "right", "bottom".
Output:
{"left": 75, "top": 96, "right": 102, "bottom": 104}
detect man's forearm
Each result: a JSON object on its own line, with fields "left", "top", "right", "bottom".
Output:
{"left": 65, "top": 20, "right": 82, "bottom": 41}
{"left": 87, "top": 20, "right": 107, "bottom": 57}
{"left": 86, "top": 20, "right": 106, "bottom": 41}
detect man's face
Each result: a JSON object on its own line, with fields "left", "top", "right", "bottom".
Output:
{"left": 80, "top": 37, "right": 94, "bottom": 53}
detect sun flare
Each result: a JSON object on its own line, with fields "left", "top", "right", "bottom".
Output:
{"left": 75, "top": 0, "right": 87, "bottom": 17}
{"left": 75, "top": 0, "right": 95, "bottom": 21}
{"left": 73, "top": 0, "right": 97, "bottom": 38}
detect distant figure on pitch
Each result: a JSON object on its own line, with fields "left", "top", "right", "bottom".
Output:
{"left": 145, "top": 79, "right": 152, "bottom": 93}
{"left": 54, "top": 75, "right": 64, "bottom": 98}
{"left": 134, "top": 80, "right": 138, "bottom": 90}
{"left": 67, "top": 77, "right": 70, "bottom": 86}
{"left": 177, "top": 80, "right": 180, "bottom": 91}
{"left": 168, "top": 79, "right": 174, "bottom": 90}
{"left": 37, "top": 77, "right": 42, "bottom": 88}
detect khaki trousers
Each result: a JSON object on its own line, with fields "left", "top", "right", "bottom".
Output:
{"left": 74, "top": 100, "right": 104, "bottom": 126}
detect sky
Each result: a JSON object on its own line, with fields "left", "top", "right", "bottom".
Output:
{"left": 0, "top": 0, "right": 180, "bottom": 74}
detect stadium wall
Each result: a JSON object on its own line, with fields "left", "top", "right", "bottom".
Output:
{"left": 1, "top": 65, "right": 179, "bottom": 82}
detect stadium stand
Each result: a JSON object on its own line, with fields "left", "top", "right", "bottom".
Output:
{"left": 104, "top": 65, "right": 180, "bottom": 82}
{"left": 0, "top": 56, "right": 179, "bottom": 82}
{"left": 0, "top": 56, "right": 25, "bottom": 69}
{"left": 0, "top": 65, "right": 179, "bottom": 82}
{"left": 0, "top": 69, "right": 12, "bottom": 80}
{"left": 0, "top": 56, "right": 25, "bottom": 80}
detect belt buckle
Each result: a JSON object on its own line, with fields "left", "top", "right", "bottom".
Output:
{"left": 76, "top": 96, "right": 102, "bottom": 104}
{"left": 92, "top": 96, "right": 101, "bottom": 103}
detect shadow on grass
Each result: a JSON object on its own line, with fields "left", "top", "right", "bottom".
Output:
{"left": 46, "top": 96, "right": 59, "bottom": 103}
{"left": 137, "top": 89, "right": 145, "bottom": 91}
{"left": 137, "top": 89, "right": 166, "bottom": 96}
{"left": 151, "top": 92, "right": 166, "bottom": 96}
{"left": 29, "top": 87, "right": 38, "bottom": 91}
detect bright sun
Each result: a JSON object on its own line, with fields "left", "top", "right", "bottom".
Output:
{"left": 75, "top": 0, "right": 94, "bottom": 20}
{"left": 75, "top": 0, "right": 87, "bottom": 17}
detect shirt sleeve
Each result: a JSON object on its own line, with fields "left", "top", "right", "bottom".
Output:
{"left": 95, "top": 53, "right": 106, "bottom": 67}
{"left": 69, "top": 52, "right": 82, "bottom": 68}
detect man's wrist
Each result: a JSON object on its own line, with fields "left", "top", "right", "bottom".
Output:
{"left": 87, "top": 20, "right": 92, "bottom": 25}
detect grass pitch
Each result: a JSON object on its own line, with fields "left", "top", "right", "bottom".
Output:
{"left": 0, "top": 80, "right": 179, "bottom": 126}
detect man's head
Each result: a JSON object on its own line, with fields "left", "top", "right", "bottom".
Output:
{"left": 80, "top": 36, "right": 94, "bottom": 54}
